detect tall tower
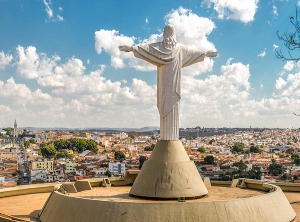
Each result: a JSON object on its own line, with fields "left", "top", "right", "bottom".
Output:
{"left": 13, "top": 119, "right": 17, "bottom": 138}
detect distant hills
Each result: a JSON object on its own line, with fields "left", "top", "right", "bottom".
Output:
{"left": 15, "top": 126, "right": 160, "bottom": 132}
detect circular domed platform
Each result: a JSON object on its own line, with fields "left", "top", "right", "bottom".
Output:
{"left": 38, "top": 184, "right": 295, "bottom": 222}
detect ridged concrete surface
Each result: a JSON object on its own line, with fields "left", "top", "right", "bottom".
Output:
{"left": 130, "top": 140, "right": 208, "bottom": 198}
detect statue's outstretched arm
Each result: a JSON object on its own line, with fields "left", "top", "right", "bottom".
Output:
{"left": 205, "top": 50, "right": 218, "bottom": 57}
{"left": 119, "top": 45, "right": 133, "bottom": 52}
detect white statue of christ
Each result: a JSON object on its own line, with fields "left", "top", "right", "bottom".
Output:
{"left": 119, "top": 24, "right": 217, "bottom": 140}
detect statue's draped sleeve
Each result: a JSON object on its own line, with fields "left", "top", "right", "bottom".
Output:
{"left": 131, "top": 43, "right": 206, "bottom": 117}
{"left": 181, "top": 47, "right": 206, "bottom": 68}
{"left": 132, "top": 43, "right": 180, "bottom": 66}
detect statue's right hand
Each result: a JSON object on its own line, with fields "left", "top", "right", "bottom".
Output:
{"left": 119, "top": 45, "right": 132, "bottom": 52}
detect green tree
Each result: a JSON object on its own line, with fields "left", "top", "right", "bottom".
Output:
{"left": 105, "top": 170, "right": 112, "bottom": 177}
{"left": 197, "top": 147, "right": 205, "bottom": 153}
{"left": 231, "top": 142, "right": 245, "bottom": 153}
{"left": 114, "top": 151, "right": 125, "bottom": 161}
{"left": 24, "top": 140, "right": 30, "bottom": 149}
{"left": 249, "top": 145, "right": 261, "bottom": 153}
{"left": 55, "top": 150, "right": 69, "bottom": 159}
{"left": 294, "top": 175, "right": 299, "bottom": 180}
{"left": 291, "top": 153, "right": 300, "bottom": 160}
{"left": 269, "top": 161, "right": 283, "bottom": 176}
{"left": 40, "top": 143, "right": 57, "bottom": 158}
{"left": 219, "top": 173, "right": 232, "bottom": 181}
{"left": 243, "top": 169, "right": 262, "bottom": 180}
{"left": 53, "top": 138, "right": 98, "bottom": 153}
{"left": 204, "top": 155, "right": 214, "bottom": 164}
{"left": 209, "top": 139, "right": 215, "bottom": 144}
{"left": 29, "top": 138, "right": 37, "bottom": 144}
{"left": 281, "top": 174, "right": 288, "bottom": 180}
{"left": 139, "top": 156, "right": 147, "bottom": 169}
{"left": 294, "top": 158, "right": 300, "bottom": 165}
{"left": 2, "top": 127, "right": 13, "bottom": 136}
{"left": 233, "top": 161, "right": 247, "bottom": 171}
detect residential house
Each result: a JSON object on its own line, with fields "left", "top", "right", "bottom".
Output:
{"left": 65, "top": 162, "right": 77, "bottom": 174}
{"left": 31, "top": 170, "right": 47, "bottom": 183}
{"left": 75, "top": 165, "right": 87, "bottom": 176}
{"left": 78, "top": 150, "right": 97, "bottom": 160}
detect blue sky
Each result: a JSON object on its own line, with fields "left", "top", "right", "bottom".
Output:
{"left": 1, "top": 0, "right": 300, "bottom": 128}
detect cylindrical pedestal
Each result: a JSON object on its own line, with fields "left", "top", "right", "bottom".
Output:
{"left": 129, "top": 140, "right": 208, "bottom": 199}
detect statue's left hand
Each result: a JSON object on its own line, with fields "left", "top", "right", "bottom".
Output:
{"left": 119, "top": 45, "right": 132, "bottom": 52}
{"left": 206, "top": 50, "right": 218, "bottom": 57}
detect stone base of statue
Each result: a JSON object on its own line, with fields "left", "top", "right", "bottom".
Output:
{"left": 129, "top": 140, "right": 208, "bottom": 199}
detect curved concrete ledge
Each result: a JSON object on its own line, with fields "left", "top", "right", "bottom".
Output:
{"left": 1, "top": 175, "right": 300, "bottom": 199}
{"left": 0, "top": 173, "right": 138, "bottom": 199}
{"left": 0, "top": 183, "right": 57, "bottom": 198}
{"left": 39, "top": 184, "right": 296, "bottom": 222}
{"left": 0, "top": 212, "right": 28, "bottom": 222}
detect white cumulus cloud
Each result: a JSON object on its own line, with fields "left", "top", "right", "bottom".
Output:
{"left": 0, "top": 51, "right": 13, "bottom": 70}
{"left": 94, "top": 7, "right": 217, "bottom": 75}
{"left": 0, "top": 77, "right": 63, "bottom": 109}
{"left": 229, "top": 97, "right": 300, "bottom": 128}
{"left": 202, "top": 0, "right": 259, "bottom": 23}
{"left": 258, "top": 49, "right": 266, "bottom": 58}
{"left": 284, "top": 61, "right": 294, "bottom": 71}
{"left": 180, "top": 59, "right": 251, "bottom": 126}
{"left": 16, "top": 46, "right": 60, "bottom": 79}
{"left": 274, "top": 72, "right": 300, "bottom": 97}
{"left": 94, "top": 30, "right": 135, "bottom": 69}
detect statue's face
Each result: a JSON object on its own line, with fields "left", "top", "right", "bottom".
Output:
{"left": 163, "top": 25, "right": 175, "bottom": 39}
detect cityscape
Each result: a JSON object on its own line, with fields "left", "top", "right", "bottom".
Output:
{"left": 1, "top": 120, "right": 300, "bottom": 188}
{"left": 2, "top": 0, "right": 300, "bottom": 221}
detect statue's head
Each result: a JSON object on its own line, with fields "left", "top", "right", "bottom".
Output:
{"left": 163, "top": 24, "right": 175, "bottom": 39}
{"left": 162, "top": 24, "right": 177, "bottom": 49}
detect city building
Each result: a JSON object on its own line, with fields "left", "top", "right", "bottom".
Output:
{"left": 31, "top": 159, "right": 53, "bottom": 172}
{"left": 13, "top": 119, "right": 17, "bottom": 139}
{"left": 109, "top": 162, "right": 125, "bottom": 175}
{"left": 64, "top": 162, "right": 78, "bottom": 174}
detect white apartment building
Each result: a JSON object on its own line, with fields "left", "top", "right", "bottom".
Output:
{"left": 109, "top": 162, "right": 125, "bottom": 175}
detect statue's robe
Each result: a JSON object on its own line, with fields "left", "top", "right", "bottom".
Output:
{"left": 132, "top": 42, "right": 206, "bottom": 140}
